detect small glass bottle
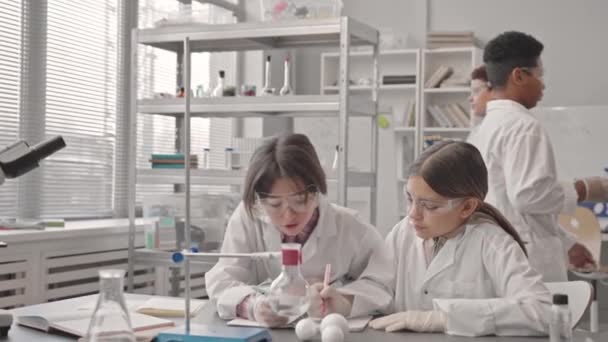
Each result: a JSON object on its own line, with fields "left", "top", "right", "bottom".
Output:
{"left": 279, "top": 56, "right": 293, "bottom": 96}
{"left": 331, "top": 145, "right": 339, "bottom": 171}
{"left": 224, "top": 147, "right": 234, "bottom": 170}
{"left": 195, "top": 84, "right": 207, "bottom": 98}
{"left": 267, "top": 243, "right": 310, "bottom": 322}
{"left": 83, "top": 269, "right": 135, "bottom": 342}
{"left": 550, "top": 294, "right": 572, "bottom": 342}
{"left": 202, "top": 147, "right": 211, "bottom": 169}
{"left": 260, "top": 56, "right": 275, "bottom": 96}
{"left": 212, "top": 70, "right": 225, "bottom": 97}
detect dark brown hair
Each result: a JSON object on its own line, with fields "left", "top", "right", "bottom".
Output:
{"left": 408, "top": 140, "right": 527, "bottom": 255}
{"left": 471, "top": 65, "right": 488, "bottom": 82}
{"left": 242, "top": 133, "right": 327, "bottom": 217}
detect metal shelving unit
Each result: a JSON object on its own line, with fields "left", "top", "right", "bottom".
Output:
{"left": 127, "top": 16, "right": 380, "bottom": 291}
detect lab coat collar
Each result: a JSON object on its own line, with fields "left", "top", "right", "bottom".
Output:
{"left": 302, "top": 196, "right": 337, "bottom": 264}
{"left": 487, "top": 99, "right": 531, "bottom": 115}
{"left": 419, "top": 224, "right": 468, "bottom": 285}
{"left": 260, "top": 195, "right": 337, "bottom": 264}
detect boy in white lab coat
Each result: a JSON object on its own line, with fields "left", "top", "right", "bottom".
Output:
{"left": 309, "top": 141, "right": 552, "bottom": 336}
{"left": 467, "top": 31, "right": 599, "bottom": 281}
{"left": 205, "top": 133, "right": 385, "bottom": 327}
{"left": 467, "top": 62, "right": 607, "bottom": 242}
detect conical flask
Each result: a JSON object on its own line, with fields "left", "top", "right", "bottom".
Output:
{"left": 83, "top": 269, "right": 135, "bottom": 342}
{"left": 267, "top": 243, "right": 310, "bottom": 322}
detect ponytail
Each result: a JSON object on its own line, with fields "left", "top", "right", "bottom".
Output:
{"left": 477, "top": 202, "right": 527, "bottom": 256}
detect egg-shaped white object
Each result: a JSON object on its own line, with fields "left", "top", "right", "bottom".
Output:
{"left": 321, "top": 325, "right": 344, "bottom": 342}
{"left": 295, "top": 318, "right": 319, "bottom": 341}
{"left": 321, "top": 313, "right": 349, "bottom": 335}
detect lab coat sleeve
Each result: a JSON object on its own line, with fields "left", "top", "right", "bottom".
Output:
{"left": 503, "top": 127, "right": 565, "bottom": 216}
{"left": 557, "top": 181, "right": 578, "bottom": 251}
{"left": 432, "top": 228, "right": 551, "bottom": 336}
{"left": 340, "top": 222, "right": 401, "bottom": 317}
{"left": 204, "top": 203, "right": 258, "bottom": 319}
{"left": 560, "top": 180, "right": 578, "bottom": 216}
{"left": 345, "top": 222, "right": 385, "bottom": 280}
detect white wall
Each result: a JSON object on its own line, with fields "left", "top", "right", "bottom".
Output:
{"left": 292, "top": 0, "right": 608, "bottom": 234}
{"left": 294, "top": 0, "right": 430, "bottom": 234}
{"left": 429, "top": 0, "right": 608, "bottom": 106}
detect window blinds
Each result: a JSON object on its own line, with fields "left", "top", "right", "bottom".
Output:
{"left": 132, "top": 0, "right": 233, "bottom": 204}
{"left": 0, "top": 1, "right": 22, "bottom": 216}
{"left": 39, "top": 0, "right": 119, "bottom": 218}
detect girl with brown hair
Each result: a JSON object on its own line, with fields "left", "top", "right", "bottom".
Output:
{"left": 205, "top": 133, "right": 385, "bottom": 327}
{"left": 313, "top": 141, "right": 552, "bottom": 336}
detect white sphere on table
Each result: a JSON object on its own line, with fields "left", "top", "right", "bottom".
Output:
{"left": 295, "top": 317, "right": 319, "bottom": 341}
{"left": 321, "top": 325, "right": 344, "bottom": 342}
{"left": 321, "top": 313, "right": 349, "bottom": 335}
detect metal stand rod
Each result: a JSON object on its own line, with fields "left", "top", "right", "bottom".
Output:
{"left": 183, "top": 36, "right": 192, "bottom": 335}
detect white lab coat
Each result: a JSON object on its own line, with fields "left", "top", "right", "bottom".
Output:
{"left": 467, "top": 99, "right": 577, "bottom": 282}
{"left": 341, "top": 213, "right": 551, "bottom": 337}
{"left": 205, "top": 196, "right": 384, "bottom": 319}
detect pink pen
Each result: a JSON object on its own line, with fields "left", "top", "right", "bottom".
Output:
{"left": 320, "top": 263, "right": 331, "bottom": 316}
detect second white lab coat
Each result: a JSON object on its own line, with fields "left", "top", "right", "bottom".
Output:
{"left": 341, "top": 213, "right": 551, "bottom": 336}
{"left": 205, "top": 196, "right": 385, "bottom": 319}
{"left": 467, "top": 100, "right": 576, "bottom": 282}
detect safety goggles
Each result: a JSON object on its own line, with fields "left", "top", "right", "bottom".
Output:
{"left": 520, "top": 66, "right": 544, "bottom": 82}
{"left": 404, "top": 191, "right": 464, "bottom": 216}
{"left": 255, "top": 185, "right": 319, "bottom": 218}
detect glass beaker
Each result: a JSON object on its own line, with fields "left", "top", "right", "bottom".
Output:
{"left": 83, "top": 269, "right": 135, "bottom": 342}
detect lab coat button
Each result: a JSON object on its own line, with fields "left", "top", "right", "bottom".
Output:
{"left": 423, "top": 290, "right": 428, "bottom": 295}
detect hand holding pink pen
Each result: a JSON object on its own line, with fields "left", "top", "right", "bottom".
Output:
{"left": 320, "top": 263, "right": 331, "bottom": 316}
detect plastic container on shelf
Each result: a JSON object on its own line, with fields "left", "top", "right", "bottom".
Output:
{"left": 202, "top": 148, "right": 211, "bottom": 169}
{"left": 260, "top": 0, "right": 342, "bottom": 22}
{"left": 152, "top": 5, "right": 210, "bottom": 28}
{"left": 224, "top": 148, "right": 234, "bottom": 170}
{"left": 142, "top": 194, "right": 229, "bottom": 251}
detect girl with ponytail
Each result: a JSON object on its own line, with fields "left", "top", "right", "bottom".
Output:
{"left": 319, "top": 141, "right": 552, "bottom": 337}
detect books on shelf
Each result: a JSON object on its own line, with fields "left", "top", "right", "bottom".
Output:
{"left": 406, "top": 102, "right": 416, "bottom": 127}
{"left": 440, "top": 73, "right": 470, "bottom": 88}
{"left": 426, "top": 31, "right": 475, "bottom": 49}
{"left": 16, "top": 311, "right": 174, "bottom": 338}
{"left": 424, "top": 65, "right": 454, "bottom": 88}
{"left": 426, "top": 103, "right": 470, "bottom": 128}
{"left": 392, "top": 101, "right": 416, "bottom": 127}
{"left": 382, "top": 74, "right": 416, "bottom": 85}
{"left": 150, "top": 153, "right": 198, "bottom": 169}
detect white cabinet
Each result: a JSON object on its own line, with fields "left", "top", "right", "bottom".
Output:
{"left": 320, "top": 47, "right": 481, "bottom": 219}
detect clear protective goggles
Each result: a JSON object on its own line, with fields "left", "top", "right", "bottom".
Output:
{"left": 255, "top": 185, "right": 320, "bottom": 218}
{"left": 404, "top": 190, "right": 464, "bottom": 216}
{"left": 520, "top": 66, "right": 545, "bottom": 82}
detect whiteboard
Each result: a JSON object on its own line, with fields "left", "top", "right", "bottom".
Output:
{"left": 532, "top": 106, "right": 608, "bottom": 180}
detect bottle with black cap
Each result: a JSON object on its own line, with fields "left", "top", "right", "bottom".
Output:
{"left": 212, "top": 70, "right": 226, "bottom": 97}
{"left": 550, "top": 293, "right": 572, "bottom": 342}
